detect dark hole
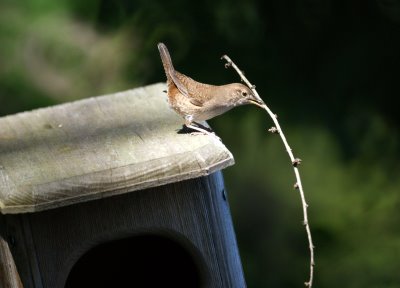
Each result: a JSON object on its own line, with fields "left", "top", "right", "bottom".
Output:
{"left": 65, "top": 235, "right": 203, "bottom": 288}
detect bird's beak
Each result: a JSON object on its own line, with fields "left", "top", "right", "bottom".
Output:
{"left": 248, "top": 97, "right": 266, "bottom": 108}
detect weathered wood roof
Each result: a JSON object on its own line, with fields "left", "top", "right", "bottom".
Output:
{"left": 0, "top": 83, "right": 234, "bottom": 214}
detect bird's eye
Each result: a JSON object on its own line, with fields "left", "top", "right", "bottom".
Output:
{"left": 242, "top": 91, "right": 248, "bottom": 97}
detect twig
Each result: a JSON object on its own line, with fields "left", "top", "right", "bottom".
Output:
{"left": 221, "top": 55, "right": 315, "bottom": 287}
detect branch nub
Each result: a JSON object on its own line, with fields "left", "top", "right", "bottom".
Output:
{"left": 292, "top": 158, "right": 302, "bottom": 167}
{"left": 268, "top": 127, "right": 279, "bottom": 134}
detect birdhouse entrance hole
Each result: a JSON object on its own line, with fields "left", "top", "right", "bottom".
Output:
{"left": 64, "top": 234, "right": 205, "bottom": 287}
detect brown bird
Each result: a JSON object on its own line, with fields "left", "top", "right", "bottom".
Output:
{"left": 158, "top": 42, "right": 265, "bottom": 137}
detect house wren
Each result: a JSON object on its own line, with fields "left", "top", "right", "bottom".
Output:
{"left": 158, "top": 42, "right": 265, "bottom": 137}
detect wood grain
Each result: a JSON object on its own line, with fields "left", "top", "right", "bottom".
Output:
{"left": 9, "top": 172, "right": 246, "bottom": 287}
{"left": 0, "top": 216, "right": 23, "bottom": 288}
{"left": 0, "top": 83, "right": 234, "bottom": 214}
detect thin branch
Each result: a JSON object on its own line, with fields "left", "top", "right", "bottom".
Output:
{"left": 221, "top": 54, "right": 315, "bottom": 287}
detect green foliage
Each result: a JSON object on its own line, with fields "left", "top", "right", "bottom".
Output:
{"left": 214, "top": 112, "right": 400, "bottom": 287}
{"left": 1, "top": 0, "right": 400, "bottom": 287}
{"left": 0, "top": 1, "right": 138, "bottom": 115}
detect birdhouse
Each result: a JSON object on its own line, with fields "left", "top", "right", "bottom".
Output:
{"left": 0, "top": 83, "right": 246, "bottom": 287}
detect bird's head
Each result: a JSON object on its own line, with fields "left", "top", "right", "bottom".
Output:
{"left": 226, "top": 83, "right": 265, "bottom": 108}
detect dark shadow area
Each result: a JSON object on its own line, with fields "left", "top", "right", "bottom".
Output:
{"left": 177, "top": 123, "right": 214, "bottom": 134}
{"left": 65, "top": 234, "right": 204, "bottom": 288}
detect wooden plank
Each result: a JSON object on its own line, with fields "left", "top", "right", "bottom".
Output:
{"left": 10, "top": 172, "right": 245, "bottom": 287}
{"left": 0, "top": 83, "right": 234, "bottom": 214}
{"left": 0, "top": 216, "right": 23, "bottom": 288}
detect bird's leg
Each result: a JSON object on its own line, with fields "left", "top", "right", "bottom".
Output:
{"left": 192, "top": 121, "right": 215, "bottom": 133}
{"left": 184, "top": 115, "right": 220, "bottom": 140}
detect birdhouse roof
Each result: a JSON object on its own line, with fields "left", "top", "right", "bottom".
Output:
{"left": 0, "top": 83, "right": 234, "bottom": 214}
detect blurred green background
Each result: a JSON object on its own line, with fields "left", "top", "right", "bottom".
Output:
{"left": 1, "top": 0, "right": 400, "bottom": 287}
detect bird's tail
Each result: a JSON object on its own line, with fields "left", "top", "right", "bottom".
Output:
{"left": 158, "top": 43, "right": 175, "bottom": 82}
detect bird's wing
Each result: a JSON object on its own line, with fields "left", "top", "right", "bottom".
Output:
{"left": 170, "top": 70, "right": 190, "bottom": 98}
{"left": 173, "top": 72, "right": 204, "bottom": 107}
{"left": 189, "top": 97, "right": 204, "bottom": 107}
